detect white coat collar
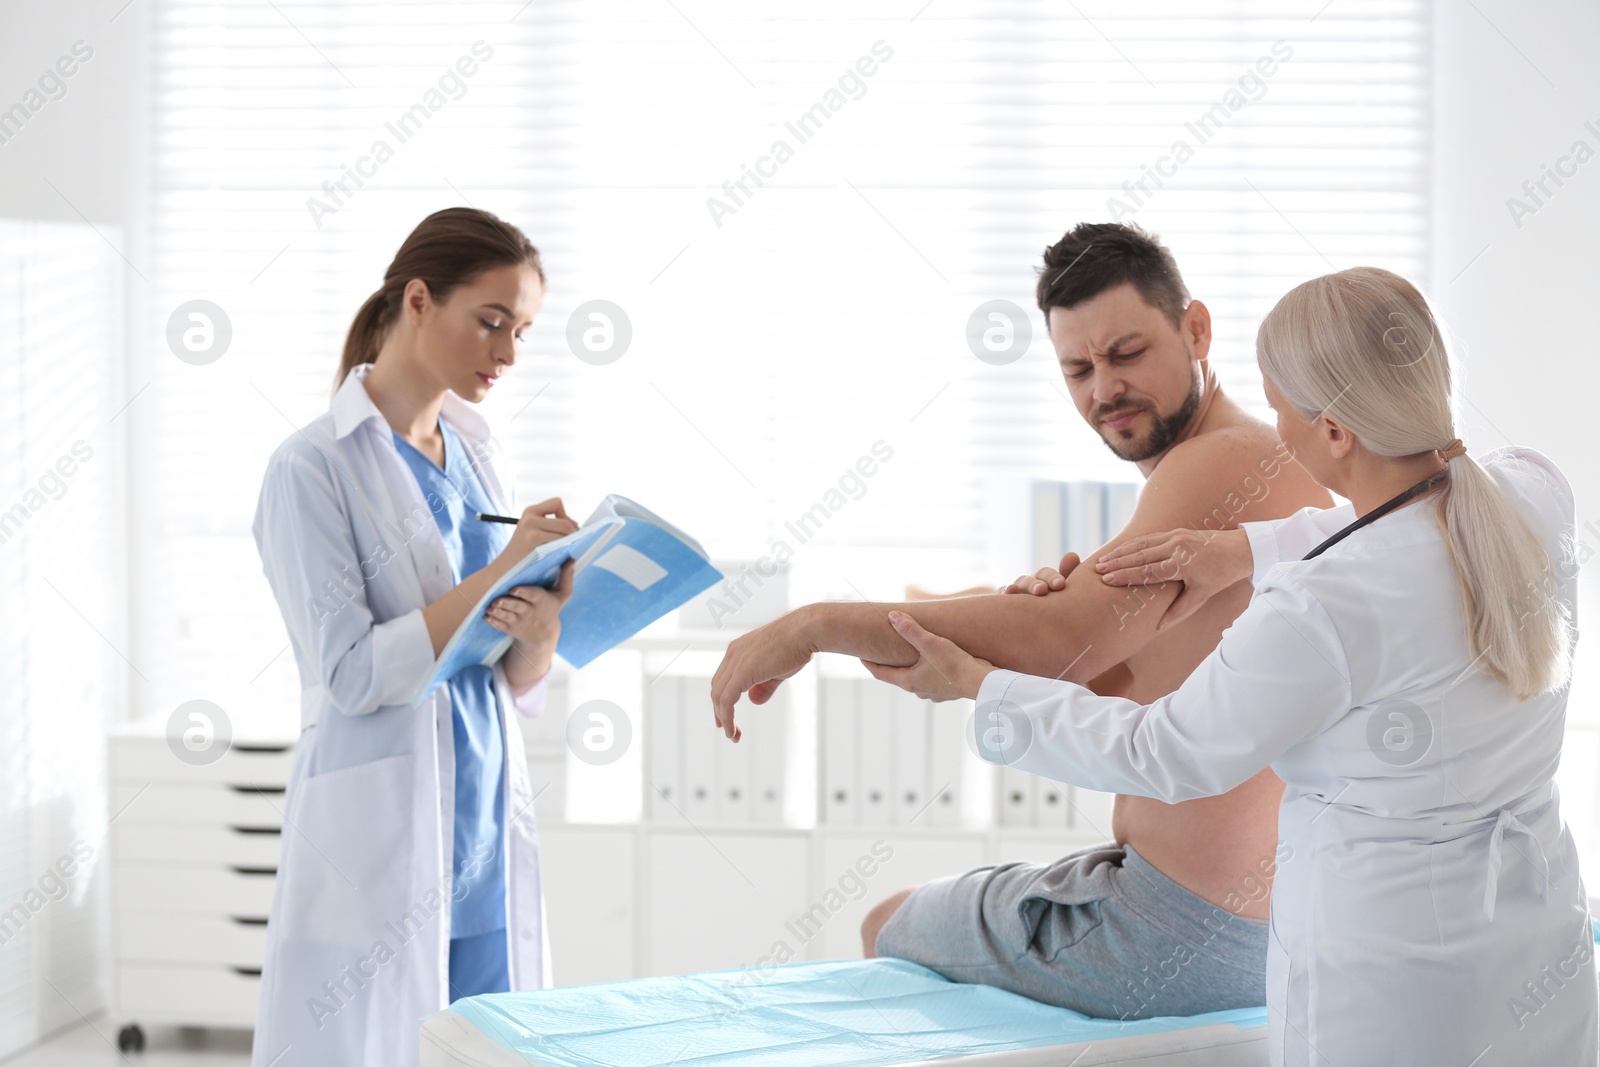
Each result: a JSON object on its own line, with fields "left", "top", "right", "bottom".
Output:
{"left": 331, "top": 360, "right": 493, "bottom": 449}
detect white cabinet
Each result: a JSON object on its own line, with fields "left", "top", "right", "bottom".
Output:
{"left": 993, "top": 831, "right": 1094, "bottom": 867}
{"left": 813, "top": 831, "right": 987, "bottom": 961}
{"left": 539, "top": 825, "right": 635, "bottom": 987}
{"left": 641, "top": 828, "right": 810, "bottom": 976}
{"left": 107, "top": 717, "right": 296, "bottom": 1038}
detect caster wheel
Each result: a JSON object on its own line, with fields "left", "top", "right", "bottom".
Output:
{"left": 117, "top": 1023, "right": 146, "bottom": 1053}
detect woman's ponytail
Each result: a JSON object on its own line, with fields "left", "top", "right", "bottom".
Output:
{"left": 1433, "top": 452, "right": 1570, "bottom": 700}
{"left": 1258, "top": 266, "right": 1569, "bottom": 701}
{"left": 336, "top": 286, "right": 399, "bottom": 390}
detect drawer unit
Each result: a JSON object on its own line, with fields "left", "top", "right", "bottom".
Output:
{"left": 115, "top": 963, "right": 264, "bottom": 1025}
{"left": 108, "top": 716, "right": 297, "bottom": 1043}
{"left": 114, "top": 913, "right": 271, "bottom": 968}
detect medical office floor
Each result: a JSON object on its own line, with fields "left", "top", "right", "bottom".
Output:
{"left": 3, "top": 1021, "right": 251, "bottom": 1065}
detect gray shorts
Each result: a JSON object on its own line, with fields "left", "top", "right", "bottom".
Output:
{"left": 875, "top": 841, "right": 1267, "bottom": 1020}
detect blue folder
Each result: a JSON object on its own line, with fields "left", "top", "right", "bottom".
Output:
{"left": 412, "top": 495, "right": 722, "bottom": 703}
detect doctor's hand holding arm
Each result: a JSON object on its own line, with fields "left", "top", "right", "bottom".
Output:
{"left": 860, "top": 611, "right": 994, "bottom": 702}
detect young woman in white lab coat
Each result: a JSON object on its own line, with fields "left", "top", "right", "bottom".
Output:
{"left": 250, "top": 207, "right": 577, "bottom": 1067}
{"left": 865, "top": 267, "right": 1597, "bottom": 1066}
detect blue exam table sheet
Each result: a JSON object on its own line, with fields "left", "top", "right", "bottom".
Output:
{"left": 441, "top": 957, "right": 1269, "bottom": 1066}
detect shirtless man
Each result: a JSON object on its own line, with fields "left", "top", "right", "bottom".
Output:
{"left": 708, "top": 222, "right": 1333, "bottom": 1018}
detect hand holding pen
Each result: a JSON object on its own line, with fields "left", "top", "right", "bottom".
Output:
{"left": 485, "top": 498, "right": 579, "bottom": 561}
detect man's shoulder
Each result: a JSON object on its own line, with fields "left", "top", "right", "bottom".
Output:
{"left": 1146, "top": 424, "right": 1326, "bottom": 526}
{"left": 1154, "top": 422, "right": 1287, "bottom": 483}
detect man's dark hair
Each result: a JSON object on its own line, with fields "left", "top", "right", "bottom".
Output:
{"left": 1035, "top": 222, "right": 1190, "bottom": 330}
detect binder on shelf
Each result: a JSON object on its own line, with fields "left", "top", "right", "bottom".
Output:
{"left": 1030, "top": 479, "right": 1143, "bottom": 568}
{"left": 751, "top": 688, "right": 789, "bottom": 826}
{"left": 1037, "top": 777, "right": 1071, "bottom": 829}
{"left": 892, "top": 692, "right": 929, "bottom": 825}
{"left": 708, "top": 675, "right": 754, "bottom": 824}
{"left": 856, "top": 682, "right": 896, "bottom": 825}
{"left": 646, "top": 671, "right": 684, "bottom": 824}
{"left": 1031, "top": 481, "right": 1064, "bottom": 569}
{"left": 820, "top": 678, "right": 859, "bottom": 825}
{"left": 997, "top": 765, "right": 1036, "bottom": 828}
{"left": 1105, "top": 482, "right": 1140, "bottom": 541}
{"left": 1061, "top": 481, "right": 1104, "bottom": 558}
{"left": 679, "top": 676, "right": 718, "bottom": 825}
{"left": 923, "top": 700, "right": 968, "bottom": 828}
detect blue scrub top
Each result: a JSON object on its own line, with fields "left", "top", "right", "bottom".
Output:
{"left": 393, "top": 420, "right": 509, "bottom": 938}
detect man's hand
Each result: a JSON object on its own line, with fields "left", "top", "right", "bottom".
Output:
{"left": 710, "top": 610, "right": 818, "bottom": 742}
{"left": 861, "top": 611, "right": 993, "bottom": 702}
{"left": 1000, "top": 551, "right": 1083, "bottom": 596}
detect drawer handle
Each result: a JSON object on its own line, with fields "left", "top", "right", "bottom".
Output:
{"left": 229, "top": 865, "right": 278, "bottom": 876}
{"left": 231, "top": 966, "right": 263, "bottom": 977}
{"left": 230, "top": 916, "right": 269, "bottom": 927}
{"left": 233, "top": 744, "right": 291, "bottom": 753}
{"left": 228, "top": 785, "right": 287, "bottom": 795}
{"left": 228, "top": 825, "right": 282, "bottom": 836}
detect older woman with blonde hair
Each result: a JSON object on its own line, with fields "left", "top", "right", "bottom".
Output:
{"left": 866, "top": 266, "right": 1596, "bottom": 1065}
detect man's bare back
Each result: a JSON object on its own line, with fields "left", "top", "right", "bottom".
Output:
{"left": 1084, "top": 404, "right": 1328, "bottom": 920}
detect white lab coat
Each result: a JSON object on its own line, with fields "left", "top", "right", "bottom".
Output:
{"left": 249, "top": 363, "right": 551, "bottom": 1067}
{"left": 976, "top": 446, "right": 1596, "bottom": 1066}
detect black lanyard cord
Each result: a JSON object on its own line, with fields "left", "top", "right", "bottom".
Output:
{"left": 1302, "top": 468, "right": 1449, "bottom": 561}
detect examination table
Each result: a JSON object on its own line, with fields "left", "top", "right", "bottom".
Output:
{"left": 424, "top": 919, "right": 1600, "bottom": 1066}
{"left": 420, "top": 956, "right": 1273, "bottom": 1066}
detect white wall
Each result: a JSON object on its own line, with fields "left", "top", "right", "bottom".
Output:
{"left": 0, "top": 5, "right": 149, "bottom": 229}
{"left": 1430, "top": 0, "right": 1600, "bottom": 858}
{"left": 1, "top": 0, "right": 149, "bottom": 692}
{"left": 0, "top": 1, "right": 150, "bottom": 1049}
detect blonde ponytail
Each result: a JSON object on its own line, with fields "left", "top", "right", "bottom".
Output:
{"left": 1258, "top": 267, "right": 1569, "bottom": 700}
{"left": 1433, "top": 452, "right": 1570, "bottom": 699}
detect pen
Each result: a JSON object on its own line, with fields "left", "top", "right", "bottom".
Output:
{"left": 477, "top": 512, "right": 520, "bottom": 524}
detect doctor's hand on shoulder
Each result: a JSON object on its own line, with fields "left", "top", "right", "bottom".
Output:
{"left": 1094, "top": 526, "right": 1252, "bottom": 631}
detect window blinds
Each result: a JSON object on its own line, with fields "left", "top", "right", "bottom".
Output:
{"left": 142, "top": 0, "right": 1429, "bottom": 721}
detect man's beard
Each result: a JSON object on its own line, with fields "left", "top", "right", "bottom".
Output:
{"left": 1097, "top": 373, "right": 1203, "bottom": 462}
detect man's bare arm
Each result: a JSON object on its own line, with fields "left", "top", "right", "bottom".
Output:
{"left": 786, "top": 434, "right": 1281, "bottom": 677}
{"left": 710, "top": 428, "right": 1330, "bottom": 733}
